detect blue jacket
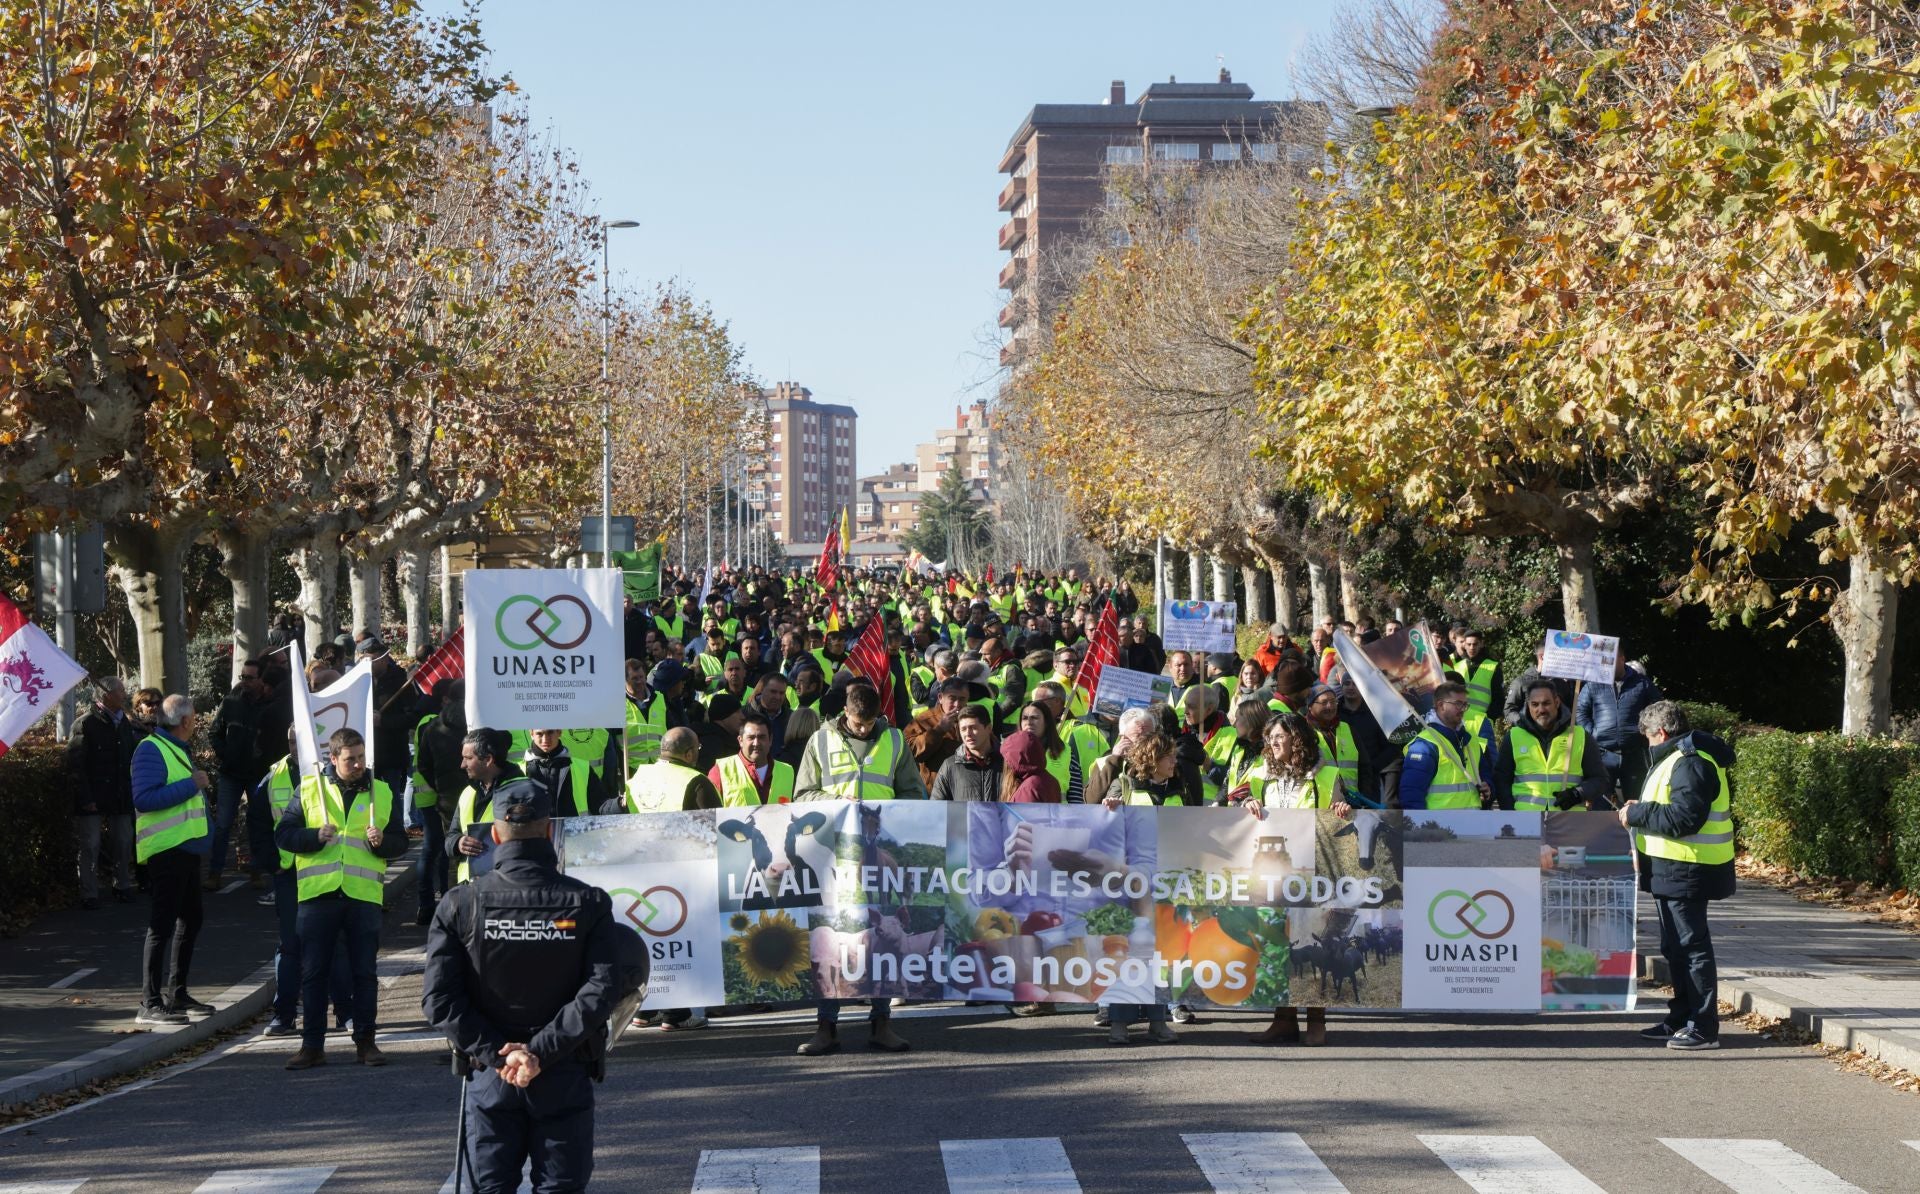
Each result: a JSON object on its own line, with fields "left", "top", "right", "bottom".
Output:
{"left": 131, "top": 728, "right": 208, "bottom": 855}
{"left": 1399, "top": 714, "right": 1493, "bottom": 811}
{"left": 1575, "top": 667, "right": 1664, "bottom": 772}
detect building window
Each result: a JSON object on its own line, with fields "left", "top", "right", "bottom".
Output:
{"left": 1105, "top": 144, "right": 1144, "bottom": 165}
{"left": 1152, "top": 142, "right": 1200, "bottom": 162}
{"left": 1250, "top": 144, "right": 1280, "bottom": 163}
{"left": 1289, "top": 143, "right": 1318, "bottom": 165}
{"left": 1212, "top": 143, "right": 1241, "bottom": 161}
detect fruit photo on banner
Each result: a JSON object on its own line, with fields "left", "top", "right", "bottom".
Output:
{"left": 1156, "top": 807, "right": 1317, "bottom": 1011}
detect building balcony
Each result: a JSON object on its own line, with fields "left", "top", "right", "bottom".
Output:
{"left": 997, "top": 300, "right": 1024, "bottom": 329}
{"left": 998, "top": 256, "right": 1026, "bottom": 290}
{"left": 997, "top": 174, "right": 1027, "bottom": 211}
{"left": 999, "top": 339, "right": 1026, "bottom": 368}
{"left": 997, "top": 217, "right": 1028, "bottom": 251}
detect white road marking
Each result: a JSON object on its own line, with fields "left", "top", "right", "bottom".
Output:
{"left": 941, "top": 1138, "right": 1082, "bottom": 1193}
{"left": 192, "top": 1168, "right": 333, "bottom": 1194}
{"left": 47, "top": 968, "right": 97, "bottom": 990}
{"left": 0, "top": 1182, "right": 90, "bottom": 1193}
{"left": 690, "top": 1146, "right": 822, "bottom": 1193}
{"left": 1660, "top": 1139, "right": 1866, "bottom": 1193}
{"left": 1417, "top": 1135, "right": 1606, "bottom": 1194}
{"left": 376, "top": 945, "right": 428, "bottom": 989}
{"left": 1183, "top": 1133, "right": 1350, "bottom": 1192}
{"left": 217, "top": 879, "right": 246, "bottom": 895}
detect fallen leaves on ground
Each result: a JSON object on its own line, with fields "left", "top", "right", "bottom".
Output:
{"left": 1736, "top": 855, "right": 1920, "bottom": 936}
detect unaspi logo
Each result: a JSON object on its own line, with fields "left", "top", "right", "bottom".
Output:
{"left": 1425, "top": 888, "right": 1519, "bottom": 961}
{"left": 612, "top": 885, "right": 696, "bottom": 962}
{"left": 496, "top": 594, "right": 594, "bottom": 651}
{"left": 311, "top": 701, "right": 351, "bottom": 740}
{"left": 484, "top": 916, "right": 578, "bottom": 941}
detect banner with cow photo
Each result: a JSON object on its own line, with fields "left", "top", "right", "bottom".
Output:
{"left": 557, "top": 806, "right": 1638, "bottom": 1014}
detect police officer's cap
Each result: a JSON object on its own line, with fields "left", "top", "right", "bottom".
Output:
{"left": 493, "top": 778, "right": 552, "bottom": 824}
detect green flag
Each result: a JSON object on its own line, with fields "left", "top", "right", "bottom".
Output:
{"left": 611, "top": 543, "right": 662, "bottom": 603}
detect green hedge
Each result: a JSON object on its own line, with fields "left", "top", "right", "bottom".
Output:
{"left": 1733, "top": 730, "right": 1918, "bottom": 886}
{"left": 1678, "top": 700, "right": 1747, "bottom": 740}
{"left": 0, "top": 738, "right": 79, "bottom": 933}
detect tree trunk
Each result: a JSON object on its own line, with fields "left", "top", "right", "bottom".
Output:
{"left": 1241, "top": 564, "right": 1266, "bottom": 624}
{"left": 1836, "top": 554, "right": 1898, "bottom": 736}
{"left": 1338, "top": 553, "right": 1362, "bottom": 623}
{"left": 1307, "top": 557, "right": 1336, "bottom": 627}
{"left": 293, "top": 536, "right": 342, "bottom": 656}
{"left": 1187, "top": 551, "right": 1204, "bottom": 602}
{"left": 1554, "top": 534, "right": 1602, "bottom": 633}
{"left": 347, "top": 545, "right": 391, "bottom": 639}
{"left": 400, "top": 545, "right": 433, "bottom": 658}
{"left": 1210, "top": 556, "right": 1232, "bottom": 605}
{"left": 440, "top": 543, "right": 457, "bottom": 630}
{"left": 106, "top": 520, "right": 196, "bottom": 694}
{"left": 217, "top": 526, "right": 273, "bottom": 684}
{"left": 1271, "top": 558, "right": 1297, "bottom": 634}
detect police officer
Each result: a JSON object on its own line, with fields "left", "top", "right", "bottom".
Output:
{"left": 422, "top": 780, "right": 647, "bottom": 1193}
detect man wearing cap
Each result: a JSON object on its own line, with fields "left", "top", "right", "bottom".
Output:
{"left": 696, "top": 693, "right": 746, "bottom": 771}
{"left": 276, "top": 726, "right": 410, "bottom": 1069}
{"left": 423, "top": 780, "right": 648, "bottom": 1193}
{"left": 648, "top": 659, "right": 704, "bottom": 734}
{"left": 903, "top": 678, "right": 971, "bottom": 790}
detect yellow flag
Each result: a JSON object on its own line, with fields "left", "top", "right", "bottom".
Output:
{"left": 839, "top": 506, "right": 851, "bottom": 552}
{"left": 826, "top": 604, "right": 840, "bottom": 633}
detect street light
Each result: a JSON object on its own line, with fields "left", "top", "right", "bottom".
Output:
{"left": 601, "top": 219, "right": 640, "bottom": 567}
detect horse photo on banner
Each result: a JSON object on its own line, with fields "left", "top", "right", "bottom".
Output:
{"left": 462, "top": 567, "right": 624, "bottom": 732}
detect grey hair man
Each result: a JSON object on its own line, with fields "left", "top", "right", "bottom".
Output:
{"left": 130, "top": 692, "right": 214, "bottom": 1027}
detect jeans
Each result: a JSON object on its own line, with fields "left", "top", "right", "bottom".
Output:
{"left": 273, "top": 870, "right": 350, "bottom": 1027}
{"left": 1111, "top": 1002, "right": 1169, "bottom": 1028}
{"left": 1656, "top": 895, "right": 1718, "bottom": 1039}
{"left": 463, "top": 1061, "right": 595, "bottom": 1194}
{"left": 142, "top": 847, "right": 204, "bottom": 1008}
{"left": 817, "top": 998, "right": 889, "bottom": 1027}
{"left": 296, "top": 896, "right": 381, "bottom": 1049}
{"left": 416, "top": 805, "right": 448, "bottom": 914}
{"left": 74, "top": 813, "right": 134, "bottom": 901}
{"left": 207, "top": 775, "right": 248, "bottom": 876}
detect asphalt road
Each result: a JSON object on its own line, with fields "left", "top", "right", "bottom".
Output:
{"left": 2, "top": 921, "right": 1917, "bottom": 1193}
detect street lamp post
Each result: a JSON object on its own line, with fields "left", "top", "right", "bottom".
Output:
{"left": 601, "top": 219, "right": 639, "bottom": 567}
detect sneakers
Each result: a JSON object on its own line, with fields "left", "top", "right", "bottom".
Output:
{"left": 1667, "top": 1026, "right": 1721, "bottom": 1051}
{"left": 1011, "top": 1002, "right": 1053, "bottom": 1017}
{"left": 662, "top": 1010, "right": 709, "bottom": 1031}
{"left": 1170, "top": 1004, "right": 1197, "bottom": 1024}
{"left": 264, "top": 1020, "right": 298, "bottom": 1037}
{"left": 134, "top": 1004, "right": 188, "bottom": 1027}
{"left": 257, "top": 891, "right": 276, "bottom": 907}
{"left": 1092, "top": 1006, "right": 1111, "bottom": 1027}
{"left": 1106, "top": 1023, "right": 1131, "bottom": 1045}
{"left": 170, "top": 995, "right": 216, "bottom": 1019}
{"left": 355, "top": 1040, "right": 390, "bottom": 1066}
{"left": 1639, "top": 1021, "right": 1682, "bottom": 1042}
{"left": 1147, "top": 1022, "right": 1179, "bottom": 1044}
{"left": 867, "top": 1022, "right": 911, "bottom": 1053}
{"left": 285, "top": 1048, "right": 326, "bottom": 1070}
{"left": 797, "top": 1026, "right": 840, "bottom": 1056}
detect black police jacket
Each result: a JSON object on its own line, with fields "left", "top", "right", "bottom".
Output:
{"left": 421, "top": 837, "right": 646, "bottom": 1076}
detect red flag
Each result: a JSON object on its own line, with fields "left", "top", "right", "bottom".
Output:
{"left": 845, "top": 616, "right": 894, "bottom": 717}
{"left": 984, "top": 563, "right": 995, "bottom": 585}
{"left": 412, "top": 625, "right": 465, "bottom": 696}
{"left": 816, "top": 523, "right": 840, "bottom": 591}
{"left": 0, "top": 593, "right": 88, "bottom": 759}
{"left": 1072, "top": 602, "right": 1120, "bottom": 707}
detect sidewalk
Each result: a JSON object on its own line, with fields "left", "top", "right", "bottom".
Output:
{"left": 1638, "top": 881, "right": 1920, "bottom": 1072}
{"left": 0, "top": 845, "right": 419, "bottom": 1112}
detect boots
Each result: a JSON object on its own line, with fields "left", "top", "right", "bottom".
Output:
{"left": 867, "top": 1019, "right": 911, "bottom": 1053}
{"left": 355, "top": 1037, "right": 389, "bottom": 1066}
{"left": 797, "top": 1023, "right": 840, "bottom": 1056}
{"left": 1304, "top": 1007, "right": 1327, "bottom": 1046}
{"left": 1249, "top": 1008, "right": 1301, "bottom": 1045}
{"left": 285, "top": 1047, "right": 326, "bottom": 1070}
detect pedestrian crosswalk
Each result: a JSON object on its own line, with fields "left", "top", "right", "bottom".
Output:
{"left": 3, "top": 1134, "right": 1905, "bottom": 1192}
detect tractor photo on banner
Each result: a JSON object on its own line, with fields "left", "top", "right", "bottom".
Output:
{"left": 462, "top": 567, "right": 625, "bottom": 731}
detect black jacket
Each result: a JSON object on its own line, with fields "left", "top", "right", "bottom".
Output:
{"left": 370, "top": 663, "right": 419, "bottom": 771}
{"left": 415, "top": 705, "right": 471, "bottom": 818}
{"left": 523, "top": 745, "right": 608, "bottom": 818}
{"left": 421, "top": 838, "right": 646, "bottom": 1076}
{"left": 1626, "top": 734, "right": 1736, "bottom": 901}
{"left": 209, "top": 689, "right": 271, "bottom": 787}
{"left": 66, "top": 703, "right": 141, "bottom": 815}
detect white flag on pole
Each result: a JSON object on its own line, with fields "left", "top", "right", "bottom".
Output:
{"left": 1332, "top": 629, "right": 1423, "bottom": 745}
{"left": 291, "top": 652, "right": 375, "bottom": 778}
{"left": 0, "top": 593, "right": 88, "bottom": 758}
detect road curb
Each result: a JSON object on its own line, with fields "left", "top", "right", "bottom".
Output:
{"left": 0, "top": 855, "right": 420, "bottom": 1114}
{"left": 1640, "top": 954, "right": 1920, "bottom": 1074}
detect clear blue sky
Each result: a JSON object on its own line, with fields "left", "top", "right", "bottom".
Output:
{"left": 450, "top": 1, "right": 1342, "bottom": 474}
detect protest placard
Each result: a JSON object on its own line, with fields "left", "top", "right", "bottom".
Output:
{"left": 1160, "top": 600, "right": 1237, "bottom": 652}
{"left": 463, "top": 568, "right": 625, "bottom": 730}
{"left": 1092, "top": 664, "right": 1174, "bottom": 718}
{"left": 1539, "top": 629, "right": 1620, "bottom": 684}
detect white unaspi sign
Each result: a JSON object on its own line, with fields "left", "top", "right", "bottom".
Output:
{"left": 1539, "top": 630, "right": 1620, "bottom": 684}
{"left": 1160, "top": 600, "right": 1238, "bottom": 653}
{"left": 464, "top": 568, "right": 624, "bottom": 731}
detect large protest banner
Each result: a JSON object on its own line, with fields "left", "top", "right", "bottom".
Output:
{"left": 1160, "top": 600, "right": 1238, "bottom": 653}
{"left": 463, "top": 568, "right": 625, "bottom": 731}
{"left": 559, "top": 805, "right": 1636, "bottom": 1014}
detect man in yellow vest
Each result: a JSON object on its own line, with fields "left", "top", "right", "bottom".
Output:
{"left": 275, "top": 727, "right": 409, "bottom": 1069}
{"left": 448, "top": 728, "right": 525, "bottom": 885}
{"left": 624, "top": 726, "right": 720, "bottom": 813}
{"left": 792, "top": 681, "right": 922, "bottom": 1056}
{"left": 131, "top": 694, "right": 213, "bottom": 1027}
{"left": 1621, "top": 701, "right": 1736, "bottom": 1051}
{"left": 1399, "top": 681, "right": 1492, "bottom": 810}
{"left": 706, "top": 715, "right": 793, "bottom": 806}
{"left": 1494, "top": 680, "right": 1609, "bottom": 812}
{"left": 623, "top": 659, "right": 668, "bottom": 778}
{"left": 1446, "top": 628, "right": 1503, "bottom": 727}
{"left": 258, "top": 728, "right": 351, "bottom": 1037}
